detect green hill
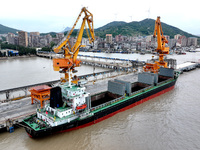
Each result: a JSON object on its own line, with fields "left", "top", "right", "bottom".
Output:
{"left": 0, "top": 19, "right": 197, "bottom": 39}
{"left": 95, "top": 19, "right": 196, "bottom": 38}
{"left": 0, "top": 24, "right": 19, "bottom": 34}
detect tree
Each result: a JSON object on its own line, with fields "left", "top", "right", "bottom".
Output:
{"left": 0, "top": 42, "right": 36, "bottom": 56}
{"left": 41, "top": 47, "right": 50, "bottom": 51}
{"left": 50, "top": 41, "right": 55, "bottom": 49}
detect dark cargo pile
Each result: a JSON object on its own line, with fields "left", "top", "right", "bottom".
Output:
{"left": 131, "top": 82, "right": 150, "bottom": 93}
{"left": 91, "top": 91, "right": 121, "bottom": 107}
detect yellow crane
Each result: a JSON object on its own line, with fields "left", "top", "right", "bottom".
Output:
{"left": 143, "top": 16, "right": 169, "bottom": 73}
{"left": 53, "top": 7, "right": 95, "bottom": 84}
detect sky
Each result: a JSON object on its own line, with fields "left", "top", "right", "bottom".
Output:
{"left": 0, "top": 0, "right": 200, "bottom": 35}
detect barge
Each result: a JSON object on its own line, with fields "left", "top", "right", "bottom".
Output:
{"left": 23, "top": 67, "right": 179, "bottom": 138}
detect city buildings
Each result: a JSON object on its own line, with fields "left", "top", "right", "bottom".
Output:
{"left": 168, "top": 39, "right": 177, "bottom": 48}
{"left": 6, "top": 33, "right": 15, "bottom": 45}
{"left": 29, "top": 32, "right": 40, "bottom": 47}
{"left": 174, "top": 34, "right": 197, "bottom": 47}
{"left": 174, "top": 34, "right": 181, "bottom": 40}
{"left": 176, "top": 35, "right": 187, "bottom": 47}
{"left": 6, "top": 33, "right": 18, "bottom": 45}
{"left": 106, "top": 34, "right": 112, "bottom": 44}
{"left": 18, "top": 31, "right": 28, "bottom": 47}
{"left": 3, "top": 30, "right": 199, "bottom": 52}
{"left": 187, "top": 37, "right": 198, "bottom": 46}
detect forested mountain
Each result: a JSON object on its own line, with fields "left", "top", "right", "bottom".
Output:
{"left": 95, "top": 19, "right": 195, "bottom": 38}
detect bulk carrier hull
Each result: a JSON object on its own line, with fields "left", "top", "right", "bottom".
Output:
{"left": 24, "top": 77, "right": 177, "bottom": 138}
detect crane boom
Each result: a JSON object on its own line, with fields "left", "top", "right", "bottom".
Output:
{"left": 53, "top": 7, "right": 95, "bottom": 84}
{"left": 153, "top": 16, "right": 169, "bottom": 56}
{"left": 143, "top": 16, "right": 169, "bottom": 73}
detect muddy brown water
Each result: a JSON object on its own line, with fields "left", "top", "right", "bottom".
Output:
{"left": 0, "top": 52, "right": 200, "bottom": 150}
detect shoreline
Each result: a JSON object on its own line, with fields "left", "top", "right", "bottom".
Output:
{"left": 0, "top": 55, "right": 36, "bottom": 60}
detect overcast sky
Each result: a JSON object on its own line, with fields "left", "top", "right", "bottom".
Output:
{"left": 0, "top": 0, "right": 199, "bottom": 35}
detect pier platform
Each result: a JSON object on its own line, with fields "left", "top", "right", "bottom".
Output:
{"left": 36, "top": 52, "right": 145, "bottom": 70}
{"left": 177, "top": 62, "right": 199, "bottom": 73}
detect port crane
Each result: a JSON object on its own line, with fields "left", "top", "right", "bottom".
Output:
{"left": 143, "top": 16, "right": 169, "bottom": 73}
{"left": 53, "top": 7, "right": 95, "bottom": 84}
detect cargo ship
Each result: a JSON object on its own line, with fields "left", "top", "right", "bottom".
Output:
{"left": 23, "top": 14, "right": 178, "bottom": 138}
{"left": 23, "top": 67, "right": 179, "bottom": 138}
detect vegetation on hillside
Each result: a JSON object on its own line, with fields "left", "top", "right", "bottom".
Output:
{"left": 95, "top": 19, "right": 196, "bottom": 38}
{"left": 40, "top": 32, "right": 57, "bottom": 38}
{"left": 0, "top": 24, "right": 19, "bottom": 34}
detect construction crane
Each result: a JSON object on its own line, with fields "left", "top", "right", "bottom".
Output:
{"left": 53, "top": 7, "right": 95, "bottom": 84}
{"left": 143, "top": 16, "right": 169, "bottom": 73}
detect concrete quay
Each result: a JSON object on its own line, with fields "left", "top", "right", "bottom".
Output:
{"left": 0, "top": 70, "right": 114, "bottom": 102}
{"left": 36, "top": 52, "right": 145, "bottom": 71}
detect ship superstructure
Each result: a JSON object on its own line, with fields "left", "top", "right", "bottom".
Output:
{"left": 34, "top": 82, "right": 89, "bottom": 128}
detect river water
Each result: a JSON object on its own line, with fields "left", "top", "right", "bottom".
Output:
{"left": 0, "top": 52, "right": 200, "bottom": 150}
{"left": 0, "top": 57, "right": 109, "bottom": 90}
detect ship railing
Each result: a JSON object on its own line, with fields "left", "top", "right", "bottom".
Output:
{"left": 90, "top": 96, "right": 125, "bottom": 111}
